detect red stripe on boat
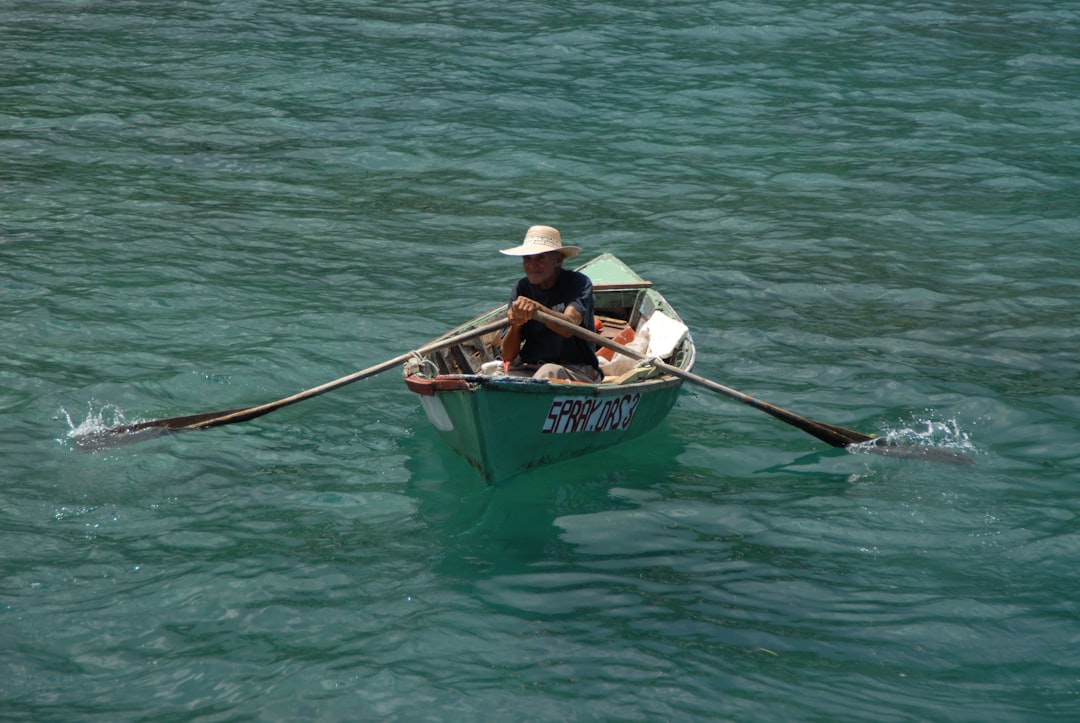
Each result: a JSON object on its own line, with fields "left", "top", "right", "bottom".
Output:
{"left": 404, "top": 375, "right": 473, "bottom": 396}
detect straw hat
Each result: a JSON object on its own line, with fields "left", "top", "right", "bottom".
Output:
{"left": 499, "top": 225, "right": 581, "bottom": 259}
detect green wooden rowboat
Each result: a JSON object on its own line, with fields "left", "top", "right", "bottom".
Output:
{"left": 403, "top": 253, "right": 695, "bottom": 482}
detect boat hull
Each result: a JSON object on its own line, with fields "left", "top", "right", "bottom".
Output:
{"left": 403, "top": 253, "right": 695, "bottom": 483}
{"left": 406, "top": 374, "right": 684, "bottom": 482}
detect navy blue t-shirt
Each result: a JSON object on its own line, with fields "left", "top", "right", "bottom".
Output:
{"left": 509, "top": 269, "right": 598, "bottom": 368}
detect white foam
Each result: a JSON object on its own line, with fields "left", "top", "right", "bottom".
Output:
{"left": 878, "top": 416, "right": 976, "bottom": 452}
{"left": 60, "top": 402, "right": 139, "bottom": 444}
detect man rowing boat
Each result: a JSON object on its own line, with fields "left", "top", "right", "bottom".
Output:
{"left": 500, "top": 225, "right": 602, "bottom": 383}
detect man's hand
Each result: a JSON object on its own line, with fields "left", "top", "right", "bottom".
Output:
{"left": 507, "top": 297, "right": 582, "bottom": 337}
{"left": 507, "top": 296, "right": 540, "bottom": 327}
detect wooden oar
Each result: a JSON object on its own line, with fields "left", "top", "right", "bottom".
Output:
{"left": 75, "top": 317, "right": 510, "bottom": 451}
{"left": 535, "top": 309, "right": 972, "bottom": 463}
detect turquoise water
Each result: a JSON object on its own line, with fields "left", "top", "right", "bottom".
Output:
{"left": 4, "top": 1, "right": 1079, "bottom": 719}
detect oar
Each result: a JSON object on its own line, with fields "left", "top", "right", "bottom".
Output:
{"left": 535, "top": 309, "right": 972, "bottom": 463}
{"left": 75, "top": 317, "right": 510, "bottom": 451}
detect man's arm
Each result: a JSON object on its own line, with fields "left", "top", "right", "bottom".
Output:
{"left": 507, "top": 296, "right": 581, "bottom": 338}
{"left": 501, "top": 320, "right": 523, "bottom": 366}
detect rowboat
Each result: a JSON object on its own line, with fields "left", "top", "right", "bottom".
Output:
{"left": 403, "top": 253, "right": 696, "bottom": 482}
{"left": 77, "top": 252, "right": 967, "bottom": 466}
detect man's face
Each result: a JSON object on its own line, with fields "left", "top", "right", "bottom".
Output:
{"left": 522, "top": 251, "right": 562, "bottom": 289}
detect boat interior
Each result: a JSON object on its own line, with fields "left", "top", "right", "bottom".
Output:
{"left": 418, "top": 281, "right": 687, "bottom": 383}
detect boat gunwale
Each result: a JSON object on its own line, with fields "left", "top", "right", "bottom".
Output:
{"left": 403, "top": 370, "right": 687, "bottom": 397}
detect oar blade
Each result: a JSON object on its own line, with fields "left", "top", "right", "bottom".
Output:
{"left": 852, "top": 438, "right": 975, "bottom": 465}
{"left": 73, "top": 425, "right": 175, "bottom": 452}
{"left": 71, "top": 407, "right": 249, "bottom": 452}
{"left": 764, "top": 410, "right": 874, "bottom": 448}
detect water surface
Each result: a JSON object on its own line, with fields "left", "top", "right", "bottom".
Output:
{"left": 3, "top": 1, "right": 1079, "bottom": 720}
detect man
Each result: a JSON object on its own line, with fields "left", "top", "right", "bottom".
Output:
{"left": 500, "top": 225, "right": 602, "bottom": 382}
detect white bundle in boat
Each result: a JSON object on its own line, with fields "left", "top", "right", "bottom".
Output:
{"left": 599, "top": 310, "right": 688, "bottom": 377}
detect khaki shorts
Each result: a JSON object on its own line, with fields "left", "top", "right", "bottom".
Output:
{"left": 508, "top": 362, "right": 603, "bottom": 383}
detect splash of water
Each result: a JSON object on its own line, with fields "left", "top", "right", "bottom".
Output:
{"left": 879, "top": 415, "right": 975, "bottom": 452}
{"left": 850, "top": 414, "right": 977, "bottom": 465}
{"left": 61, "top": 402, "right": 131, "bottom": 438}
{"left": 60, "top": 402, "right": 163, "bottom": 452}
